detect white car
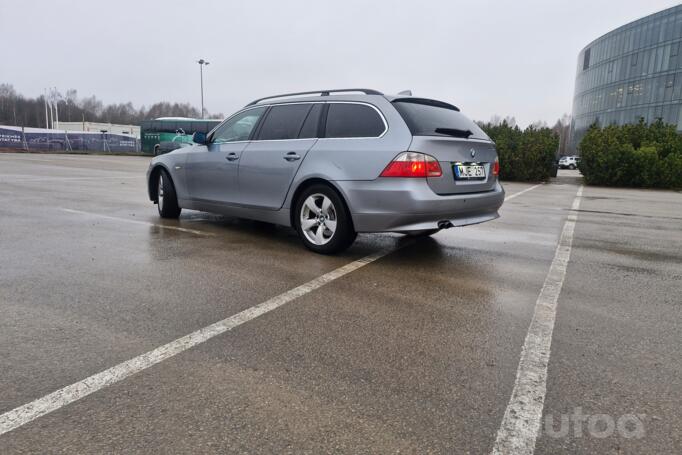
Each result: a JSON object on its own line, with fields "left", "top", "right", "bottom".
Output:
{"left": 558, "top": 155, "right": 580, "bottom": 169}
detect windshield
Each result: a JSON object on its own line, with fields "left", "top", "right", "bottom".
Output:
{"left": 393, "top": 100, "right": 490, "bottom": 141}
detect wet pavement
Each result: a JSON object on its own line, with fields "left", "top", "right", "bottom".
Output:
{"left": 0, "top": 153, "right": 680, "bottom": 454}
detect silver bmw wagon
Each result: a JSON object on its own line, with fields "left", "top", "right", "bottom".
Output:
{"left": 146, "top": 89, "right": 505, "bottom": 254}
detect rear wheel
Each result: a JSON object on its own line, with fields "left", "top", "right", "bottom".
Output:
{"left": 294, "top": 184, "right": 356, "bottom": 254}
{"left": 153, "top": 144, "right": 161, "bottom": 156}
{"left": 157, "top": 169, "right": 181, "bottom": 218}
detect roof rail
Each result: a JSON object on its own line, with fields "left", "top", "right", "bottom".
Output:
{"left": 246, "top": 88, "right": 384, "bottom": 106}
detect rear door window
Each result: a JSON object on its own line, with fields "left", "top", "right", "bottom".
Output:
{"left": 324, "top": 103, "right": 385, "bottom": 138}
{"left": 392, "top": 99, "right": 489, "bottom": 140}
{"left": 298, "top": 103, "right": 324, "bottom": 138}
{"left": 256, "top": 104, "right": 312, "bottom": 140}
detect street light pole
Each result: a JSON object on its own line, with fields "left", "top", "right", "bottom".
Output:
{"left": 44, "top": 89, "right": 49, "bottom": 129}
{"left": 197, "top": 59, "right": 210, "bottom": 119}
{"left": 53, "top": 87, "right": 60, "bottom": 129}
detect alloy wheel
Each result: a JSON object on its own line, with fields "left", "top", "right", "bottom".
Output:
{"left": 300, "top": 193, "right": 337, "bottom": 245}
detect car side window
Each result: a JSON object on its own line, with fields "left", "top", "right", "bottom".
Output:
{"left": 298, "top": 103, "right": 324, "bottom": 139}
{"left": 324, "top": 103, "right": 385, "bottom": 138}
{"left": 256, "top": 104, "right": 313, "bottom": 140}
{"left": 211, "top": 107, "right": 266, "bottom": 143}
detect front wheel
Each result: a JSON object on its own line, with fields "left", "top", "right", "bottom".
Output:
{"left": 569, "top": 164, "right": 576, "bottom": 170}
{"left": 157, "top": 169, "right": 181, "bottom": 218}
{"left": 294, "top": 184, "right": 356, "bottom": 254}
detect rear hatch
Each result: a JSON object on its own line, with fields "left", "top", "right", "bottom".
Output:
{"left": 392, "top": 98, "right": 498, "bottom": 195}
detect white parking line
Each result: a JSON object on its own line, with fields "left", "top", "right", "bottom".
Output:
{"left": 2, "top": 176, "right": 139, "bottom": 183}
{"left": 492, "top": 185, "right": 584, "bottom": 455}
{"left": 60, "top": 208, "right": 213, "bottom": 236}
{"left": 504, "top": 183, "right": 543, "bottom": 201}
{"left": 0, "top": 155, "right": 148, "bottom": 165}
{"left": 0, "top": 246, "right": 403, "bottom": 436}
{"left": 0, "top": 184, "right": 544, "bottom": 436}
{"left": 0, "top": 156, "right": 56, "bottom": 162}
{"left": 36, "top": 155, "right": 148, "bottom": 165}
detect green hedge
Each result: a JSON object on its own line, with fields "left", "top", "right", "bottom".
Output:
{"left": 480, "top": 122, "right": 558, "bottom": 182}
{"left": 579, "top": 120, "right": 682, "bottom": 189}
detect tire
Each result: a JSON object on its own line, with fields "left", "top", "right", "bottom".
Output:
{"left": 406, "top": 229, "right": 441, "bottom": 237}
{"left": 153, "top": 145, "right": 160, "bottom": 156}
{"left": 294, "top": 184, "right": 356, "bottom": 254}
{"left": 569, "top": 164, "right": 576, "bottom": 170}
{"left": 157, "top": 169, "right": 181, "bottom": 218}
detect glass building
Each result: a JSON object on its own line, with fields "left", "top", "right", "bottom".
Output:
{"left": 570, "top": 5, "right": 682, "bottom": 152}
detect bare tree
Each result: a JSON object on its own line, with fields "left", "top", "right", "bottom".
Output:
{"left": 551, "top": 114, "right": 571, "bottom": 156}
{"left": 503, "top": 116, "right": 517, "bottom": 128}
{"left": 0, "top": 83, "right": 221, "bottom": 127}
{"left": 489, "top": 114, "right": 502, "bottom": 126}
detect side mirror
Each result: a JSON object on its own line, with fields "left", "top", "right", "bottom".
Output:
{"left": 193, "top": 131, "right": 208, "bottom": 145}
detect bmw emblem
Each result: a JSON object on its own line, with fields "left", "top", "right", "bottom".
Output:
{"left": 470, "top": 148, "right": 476, "bottom": 158}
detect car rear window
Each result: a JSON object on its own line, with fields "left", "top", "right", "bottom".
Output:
{"left": 257, "top": 104, "right": 313, "bottom": 140}
{"left": 392, "top": 99, "right": 489, "bottom": 140}
{"left": 324, "top": 103, "right": 385, "bottom": 138}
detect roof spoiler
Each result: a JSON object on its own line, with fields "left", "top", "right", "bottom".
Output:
{"left": 246, "top": 88, "right": 384, "bottom": 106}
{"left": 392, "top": 97, "right": 460, "bottom": 112}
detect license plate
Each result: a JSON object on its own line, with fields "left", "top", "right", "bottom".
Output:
{"left": 454, "top": 164, "right": 485, "bottom": 179}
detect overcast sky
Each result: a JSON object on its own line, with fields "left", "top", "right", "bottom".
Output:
{"left": 1, "top": 0, "right": 680, "bottom": 126}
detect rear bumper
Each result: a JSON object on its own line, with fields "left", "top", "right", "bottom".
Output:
{"left": 334, "top": 178, "right": 505, "bottom": 233}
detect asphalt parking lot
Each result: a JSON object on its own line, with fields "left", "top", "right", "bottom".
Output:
{"left": 0, "top": 153, "right": 680, "bottom": 454}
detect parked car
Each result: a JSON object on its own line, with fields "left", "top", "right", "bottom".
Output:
{"left": 558, "top": 155, "right": 581, "bottom": 169}
{"left": 147, "top": 89, "right": 505, "bottom": 254}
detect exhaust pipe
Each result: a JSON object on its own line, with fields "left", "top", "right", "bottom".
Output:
{"left": 438, "top": 220, "right": 454, "bottom": 229}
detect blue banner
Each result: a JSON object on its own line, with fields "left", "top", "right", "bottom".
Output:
{"left": 0, "top": 126, "right": 141, "bottom": 153}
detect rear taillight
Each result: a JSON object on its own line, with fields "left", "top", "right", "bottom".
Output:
{"left": 380, "top": 152, "right": 442, "bottom": 178}
{"left": 492, "top": 158, "right": 500, "bottom": 176}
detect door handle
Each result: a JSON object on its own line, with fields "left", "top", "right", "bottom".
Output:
{"left": 284, "top": 152, "right": 301, "bottom": 161}
{"left": 225, "top": 153, "right": 239, "bottom": 161}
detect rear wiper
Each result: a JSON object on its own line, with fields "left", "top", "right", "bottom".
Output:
{"left": 435, "top": 127, "right": 473, "bottom": 138}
